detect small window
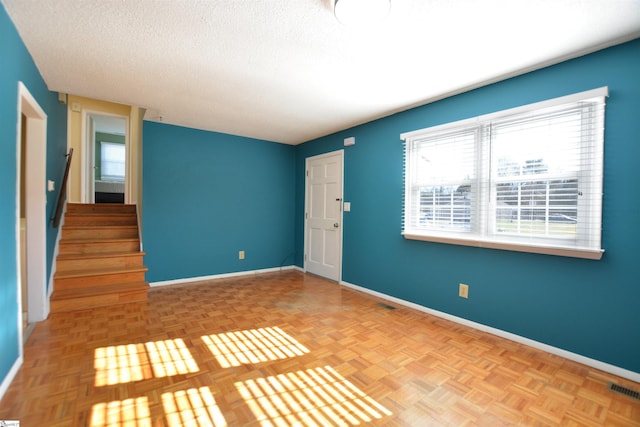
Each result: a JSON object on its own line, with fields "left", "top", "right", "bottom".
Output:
{"left": 401, "top": 87, "right": 607, "bottom": 259}
{"left": 101, "top": 142, "right": 125, "bottom": 181}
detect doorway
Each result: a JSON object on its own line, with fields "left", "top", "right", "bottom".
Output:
{"left": 16, "top": 82, "right": 48, "bottom": 339}
{"left": 19, "top": 114, "right": 28, "bottom": 334}
{"left": 83, "top": 113, "right": 128, "bottom": 203}
{"left": 304, "top": 150, "right": 344, "bottom": 282}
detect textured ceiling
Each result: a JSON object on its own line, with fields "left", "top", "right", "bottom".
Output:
{"left": 3, "top": 0, "right": 640, "bottom": 144}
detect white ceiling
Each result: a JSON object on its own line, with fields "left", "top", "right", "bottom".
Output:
{"left": 91, "top": 114, "right": 126, "bottom": 136}
{"left": 3, "top": 1, "right": 640, "bottom": 145}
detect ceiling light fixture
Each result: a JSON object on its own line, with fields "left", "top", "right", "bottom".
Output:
{"left": 334, "top": 0, "right": 391, "bottom": 26}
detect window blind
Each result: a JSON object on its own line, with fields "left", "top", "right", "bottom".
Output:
{"left": 101, "top": 141, "right": 126, "bottom": 181}
{"left": 401, "top": 87, "right": 607, "bottom": 259}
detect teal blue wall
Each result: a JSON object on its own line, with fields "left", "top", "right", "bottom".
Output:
{"left": 295, "top": 39, "right": 640, "bottom": 373}
{"left": 142, "top": 122, "right": 296, "bottom": 282}
{"left": 0, "top": 5, "right": 68, "bottom": 384}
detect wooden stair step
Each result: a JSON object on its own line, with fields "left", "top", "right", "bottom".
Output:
{"left": 66, "top": 203, "right": 137, "bottom": 214}
{"left": 54, "top": 266, "right": 148, "bottom": 290}
{"left": 57, "top": 251, "right": 146, "bottom": 261}
{"left": 59, "top": 238, "right": 141, "bottom": 255}
{"left": 52, "top": 281, "right": 149, "bottom": 298}
{"left": 63, "top": 213, "right": 138, "bottom": 226}
{"left": 62, "top": 225, "right": 139, "bottom": 240}
{"left": 56, "top": 252, "right": 146, "bottom": 272}
{"left": 50, "top": 281, "right": 148, "bottom": 312}
{"left": 55, "top": 265, "right": 148, "bottom": 279}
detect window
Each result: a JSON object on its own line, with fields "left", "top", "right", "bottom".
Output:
{"left": 401, "top": 87, "right": 607, "bottom": 259}
{"left": 101, "top": 141, "right": 126, "bottom": 181}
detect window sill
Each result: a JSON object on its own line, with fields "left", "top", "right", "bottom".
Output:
{"left": 402, "top": 232, "right": 604, "bottom": 260}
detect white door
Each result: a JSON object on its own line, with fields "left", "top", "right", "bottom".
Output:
{"left": 83, "top": 113, "right": 128, "bottom": 203}
{"left": 304, "top": 150, "right": 344, "bottom": 281}
{"left": 87, "top": 115, "right": 96, "bottom": 203}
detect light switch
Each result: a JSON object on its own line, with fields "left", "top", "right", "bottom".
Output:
{"left": 343, "top": 202, "right": 351, "bottom": 212}
{"left": 47, "top": 180, "right": 55, "bottom": 192}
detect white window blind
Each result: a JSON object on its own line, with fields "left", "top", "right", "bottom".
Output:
{"left": 101, "top": 141, "right": 126, "bottom": 181}
{"left": 401, "top": 87, "right": 607, "bottom": 259}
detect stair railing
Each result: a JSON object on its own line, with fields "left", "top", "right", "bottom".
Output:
{"left": 51, "top": 148, "right": 73, "bottom": 228}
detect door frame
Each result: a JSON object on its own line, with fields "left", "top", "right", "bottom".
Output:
{"left": 81, "top": 110, "right": 129, "bottom": 203}
{"left": 15, "top": 82, "right": 49, "bottom": 335}
{"left": 303, "top": 149, "right": 344, "bottom": 282}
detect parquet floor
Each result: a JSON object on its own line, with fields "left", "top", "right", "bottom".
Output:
{"left": 0, "top": 270, "right": 638, "bottom": 426}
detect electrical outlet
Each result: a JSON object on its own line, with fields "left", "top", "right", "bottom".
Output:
{"left": 459, "top": 283, "right": 469, "bottom": 299}
{"left": 239, "top": 250, "right": 245, "bottom": 260}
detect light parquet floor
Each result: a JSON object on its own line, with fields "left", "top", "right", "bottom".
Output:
{"left": 0, "top": 270, "right": 638, "bottom": 426}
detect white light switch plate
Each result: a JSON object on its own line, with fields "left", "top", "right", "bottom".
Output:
{"left": 343, "top": 202, "right": 351, "bottom": 212}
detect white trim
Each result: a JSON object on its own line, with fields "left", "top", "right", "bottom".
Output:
{"left": 340, "top": 280, "right": 640, "bottom": 383}
{"left": 149, "top": 265, "right": 301, "bottom": 287}
{"left": 402, "top": 233, "right": 604, "bottom": 260}
{"left": 81, "top": 110, "right": 130, "bottom": 203}
{"left": 400, "top": 86, "right": 609, "bottom": 141}
{"left": 47, "top": 202, "right": 66, "bottom": 300}
{"left": 16, "top": 82, "right": 49, "bottom": 329}
{"left": 0, "top": 356, "right": 23, "bottom": 401}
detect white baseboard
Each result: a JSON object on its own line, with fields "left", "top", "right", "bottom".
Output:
{"left": 340, "top": 280, "right": 640, "bottom": 383}
{"left": 149, "top": 265, "right": 302, "bottom": 287}
{"left": 0, "top": 356, "right": 23, "bottom": 402}
{"left": 47, "top": 201, "right": 67, "bottom": 307}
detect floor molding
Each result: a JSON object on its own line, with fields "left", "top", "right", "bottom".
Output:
{"left": 0, "top": 356, "right": 22, "bottom": 402}
{"left": 149, "top": 265, "right": 302, "bottom": 287}
{"left": 340, "top": 280, "right": 640, "bottom": 384}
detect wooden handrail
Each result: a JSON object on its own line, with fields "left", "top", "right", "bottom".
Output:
{"left": 52, "top": 148, "right": 73, "bottom": 228}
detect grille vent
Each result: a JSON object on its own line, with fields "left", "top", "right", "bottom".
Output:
{"left": 608, "top": 383, "right": 640, "bottom": 400}
{"left": 376, "top": 302, "right": 397, "bottom": 311}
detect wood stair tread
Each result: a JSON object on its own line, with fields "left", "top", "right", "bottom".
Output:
{"left": 55, "top": 265, "right": 148, "bottom": 279}
{"left": 66, "top": 204, "right": 136, "bottom": 211}
{"left": 51, "top": 281, "right": 149, "bottom": 299}
{"left": 57, "top": 251, "right": 146, "bottom": 260}
{"left": 60, "top": 237, "right": 140, "bottom": 243}
{"left": 63, "top": 225, "right": 138, "bottom": 229}
{"left": 66, "top": 211, "right": 136, "bottom": 215}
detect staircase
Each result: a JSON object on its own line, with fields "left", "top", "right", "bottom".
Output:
{"left": 50, "top": 203, "right": 149, "bottom": 313}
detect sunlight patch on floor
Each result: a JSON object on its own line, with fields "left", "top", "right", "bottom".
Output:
{"left": 94, "top": 338, "right": 199, "bottom": 386}
{"left": 234, "top": 366, "right": 392, "bottom": 426}
{"left": 94, "top": 344, "right": 153, "bottom": 386}
{"left": 162, "top": 386, "right": 227, "bottom": 427}
{"left": 89, "top": 397, "right": 150, "bottom": 427}
{"left": 145, "top": 338, "right": 199, "bottom": 378}
{"left": 202, "top": 326, "right": 309, "bottom": 368}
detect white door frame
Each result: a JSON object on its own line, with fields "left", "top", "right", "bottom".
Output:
{"left": 304, "top": 150, "right": 344, "bottom": 282}
{"left": 15, "top": 82, "right": 49, "bottom": 335}
{"left": 81, "top": 110, "right": 129, "bottom": 203}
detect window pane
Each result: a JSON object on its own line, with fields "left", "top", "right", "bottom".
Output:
{"left": 492, "top": 110, "right": 582, "bottom": 178}
{"left": 101, "top": 142, "right": 125, "bottom": 181}
{"left": 419, "top": 185, "right": 471, "bottom": 231}
{"left": 409, "top": 129, "right": 476, "bottom": 233}
{"left": 495, "top": 179, "right": 578, "bottom": 238}
{"left": 492, "top": 109, "right": 582, "bottom": 240}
